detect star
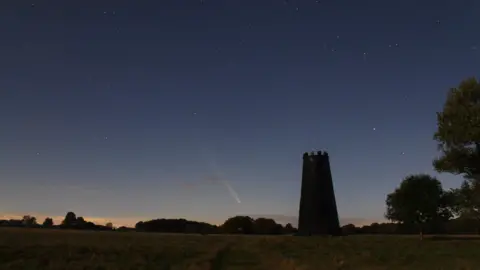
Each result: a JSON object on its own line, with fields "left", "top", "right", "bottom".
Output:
{"left": 372, "top": 127, "right": 376, "bottom": 131}
{"left": 36, "top": 152, "right": 40, "bottom": 155}
{"left": 104, "top": 136, "right": 108, "bottom": 140}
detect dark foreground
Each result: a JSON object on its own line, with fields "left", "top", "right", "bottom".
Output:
{"left": 1, "top": 228, "right": 480, "bottom": 270}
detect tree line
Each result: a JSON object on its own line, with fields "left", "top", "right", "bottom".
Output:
{"left": 1, "top": 77, "right": 479, "bottom": 237}
{"left": 2, "top": 210, "right": 480, "bottom": 236}
{"left": 0, "top": 212, "right": 298, "bottom": 235}
{"left": 0, "top": 212, "right": 114, "bottom": 231}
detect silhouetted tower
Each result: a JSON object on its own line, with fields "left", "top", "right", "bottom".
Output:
{"left": 297, "top": 151, "right": 341, "bottom": 236}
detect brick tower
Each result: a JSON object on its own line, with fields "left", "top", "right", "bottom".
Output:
{"left": 297, "top": 151, "right": 341, "bottom": 236}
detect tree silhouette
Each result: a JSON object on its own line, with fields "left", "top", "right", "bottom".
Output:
{"left": 385, "top": 174, "right": 452, "bottom": 240}
{"left": 220, "top": 216, "right": 255, "bottom": 234}
{"left": 433, "top": 77, "right": 480, "bottom": 231}
{"left": 135, "top": 218, "right": 217, "bottom": 234}
{"left": 253, "top": 218, "right": 281, "bottom": 234}
{"left": 62, "top": 212, "right": 77, "bottom": 227}
{"left": 22, "top": 215, "right": 37, "bottom": 227}
{"left": 434, "top": 77, "right": 480, "bottom": 179}
{"left": 76, "top": 216, "right": 85, "bottom": 224}
{"left": 76, "top": 216, "right": 86, "bottom": 229}
{"left": 42, "top": 217, "right": 54, "bottom": 227}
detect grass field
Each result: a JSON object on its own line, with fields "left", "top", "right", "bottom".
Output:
{"left": 1, "top": 228, "right": 480, "bottom": 270}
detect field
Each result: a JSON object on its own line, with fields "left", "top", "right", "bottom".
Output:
{"left": 1, "top": 228, "right": 480, "bottom": 270}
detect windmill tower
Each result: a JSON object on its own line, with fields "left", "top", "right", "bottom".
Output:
{"left": 297, "top": 151, "right": 341, "bottom": 236}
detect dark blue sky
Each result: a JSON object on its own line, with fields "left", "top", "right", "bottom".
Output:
{"left": 1, "top": 0, "right": 478, "bottom": 226}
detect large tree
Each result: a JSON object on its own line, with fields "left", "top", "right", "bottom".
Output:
{"left": 434, "top": 77, "right": 480, "bottom": 225}
{"left": 22, "top": 215, "right": 37, "bottom": 227}
{"left": 433, "top": 77, "right": 480, "bottom": 179}
{"left": 61, "top": 211, "right": 77, "bottom": 227}
{"left": 42, "top": 217, "right": 54, "bottom": 227}
{"left": 385, "top": 174, "right": 452, "bottom": 239}
{"left": 253, "top": 218, "right": 281, "bottom": 234}
{"left": 220, "top": 216, "right": 255, "bottom": 234}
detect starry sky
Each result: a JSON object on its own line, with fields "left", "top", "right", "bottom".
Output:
{"left": 1, "top": 0, "right": 479, "bottom": 227}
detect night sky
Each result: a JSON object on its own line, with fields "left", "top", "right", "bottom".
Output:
{"left": 1, "top": 0, "right": 479, "bottom": 227}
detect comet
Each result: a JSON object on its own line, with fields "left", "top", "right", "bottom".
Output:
{"left": 200, "top": 147, "right": 242, "bottom": 204}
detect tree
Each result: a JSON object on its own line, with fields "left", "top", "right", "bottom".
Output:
{"left": 433, "top": 77, "right": 480, "bottom": 179}
{"left": 105, "top": 222, "right": 113, "bottom": 229}
{"left": 76, "top": 216, "right": 86, "bottom": 229}
{"left": 22, "top": 215, "right": 37, "bottom": 227}
{"left": 433, "top": 77, "right": 480, "bottom": 230}
{"left": 253, "top": 218, "right": 280, "bottom": 234}
{"left": 62, "top": 212, "right": 77, "bottom": 227}
{"left": 220, "top": 216, "right": 255, "bottom": 234}
{"left": 385, "top": 174, "right": 452, "bottom": 240}
{"left": 42, "top": 217, "right": 54, "bottom": 227}
{"left": 134, "top": 219, "right": 218, "bottom": 234}
{"left": 76, "top": 216, "right": 85, "bottom": 224}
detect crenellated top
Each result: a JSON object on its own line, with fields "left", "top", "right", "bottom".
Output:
{"left": 302, "top": 150, "right": 329, "bottom": 159}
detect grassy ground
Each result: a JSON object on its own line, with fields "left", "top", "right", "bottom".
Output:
{"left": 1, "top": 228, "right": 480, "bottom": 270}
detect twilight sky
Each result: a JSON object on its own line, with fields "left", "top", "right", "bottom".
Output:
{"left": 1, "top": 0, "right": 479, "bottom": 227}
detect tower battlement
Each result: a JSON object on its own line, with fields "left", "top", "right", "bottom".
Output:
{"left": 302, "top": 151, "right": 329, "bottom": 159}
